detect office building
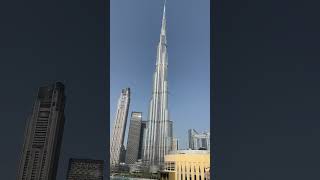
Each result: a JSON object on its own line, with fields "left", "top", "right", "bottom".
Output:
{"left": 17, "top": 82, "right": 66, "bottom": 180}
{"left": 120, "top": 146, "right": 126, "bottom": 163}
{"left": 171, "top": 138, "right": 179, "bottom": 152}
{"left": 66, "top": 159, "right": 104, "bottom": 180}
{"left": 138, "top": 121, "right": 147, "bottom": 160}
{"left": 110, "top": 88, "right": 130, "bottom": 166}
{"left": 188, "top": 129, "right": 210, "bottom": 150}
{"left": 125, "top": 112, "right": 143, "bottom": 164}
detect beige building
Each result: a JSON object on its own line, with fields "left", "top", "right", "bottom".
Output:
{"left": 160, "top": 150, "right": 210, "bottom": 180}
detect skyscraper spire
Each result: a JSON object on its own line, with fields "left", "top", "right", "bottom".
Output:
{"left": 161, "top": 0, "right": 167, "bottom": 36}
{"left": 143, "top": 0, "right": 173, "bottom": 171}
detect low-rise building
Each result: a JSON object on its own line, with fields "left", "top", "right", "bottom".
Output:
{"left": 160, "top": 150, "right": 210, "bottom": 180}
{"left": 66, "top": 158, "right": 104, "bottom": 180}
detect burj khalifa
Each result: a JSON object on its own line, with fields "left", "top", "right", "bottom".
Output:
{"left": 143, "top": 0, "right": 173, "bottom": 170}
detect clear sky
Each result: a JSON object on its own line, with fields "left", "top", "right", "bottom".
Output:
{"left": 110, "top": 0, "right": 210, "bottom": 149}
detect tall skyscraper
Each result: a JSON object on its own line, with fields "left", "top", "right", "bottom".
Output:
{"left": 138, "top": 121, "right": 147, "bottom": 160}
{"left": 66, "top": 159, "right": 104, "bottom": 180}
{"left": 188, "top": 129, "right": 210, "bottom": 150}
{"left": 125, "top": 112, "right": 143, "bottom": 164}
{"left": 17, "top": 82, "right": 66, "bottom": 180}
{"left": 171, "top": 137, "right": 179, "bottom": 152}
{"left": 143, "top": 0, "right": 173, "bottom": 169}
{"left": 120, "top": 146, "right": 126, "bottom": 163}
{"left": 188, "top": 129, "right": 198, "bottom": 149}
{"left": 110, "top": 88, "right": 130, "bottom": 166}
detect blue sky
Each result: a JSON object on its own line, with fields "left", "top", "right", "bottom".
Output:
{"left": 110, "top": 0, "right": 210, "bottom": 149}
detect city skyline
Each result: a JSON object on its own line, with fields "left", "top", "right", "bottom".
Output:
{"left": 110, "top": 0, "right": 210, "bottom": 150}
{"left": 3, "top": 0, "right": 320, "bottom": 179}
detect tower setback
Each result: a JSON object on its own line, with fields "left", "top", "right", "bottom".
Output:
{"left": 143, "top": 0, "right": 173, "bottom": 169}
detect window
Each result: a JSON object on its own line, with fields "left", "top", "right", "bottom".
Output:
{"left": 40, "top": 102, "right": 51, "bottom": 108}
{"left": 39, "top": 111, "right": 50, "bottom": 118}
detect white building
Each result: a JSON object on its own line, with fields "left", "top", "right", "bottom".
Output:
{"left": 143, "top": 0, "right": 173, "bottom": 170}
{"left": 110, "top": 88, "right": 130, "bottom": 166}
{"left": 188, "top": 129, "right": 210, "bottom": 150}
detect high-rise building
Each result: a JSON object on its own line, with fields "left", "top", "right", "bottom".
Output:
{"left": 143, "top": 0, "right": 173, "bottom": 169}
{"left": 125, "top": 112, "right": 143, "bottom": 164}
{"left": 120, "top": 146, "right": 126, "bottom": 163}
{"left": 188, "top": 129, "right": 210, "bottom": 150}
{"left": 138, "top": 121, "right": 147, "bottom": 160}
{"left": 171, "top": 137, "right": 179, "bottom": 152}
{"left": 110, "top": 88, "right": 130, "bottom": 166}
{"left": 188, "top": 129, "right": 197, "bottom": 149}
{"left": 17, "top": 82, "right": 66, "bottom": 180}
{"left": 66, "top": 159, "right": 104, "bottom": 180}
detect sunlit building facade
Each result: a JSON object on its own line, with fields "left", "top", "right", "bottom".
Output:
{"left": 110, "top": 88, "right": 130, "bottom": 166}
{"left": 171, "top": 137, "right": 179, "bottom": 152}
{"left": 188, "top": 129, "right": 210, "bottom": 150}
{"left": 160, "top": 150, "right": 210, "bottom": 180}
{"left": 143, "top": 0, "right": 173, "bottom": 170}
